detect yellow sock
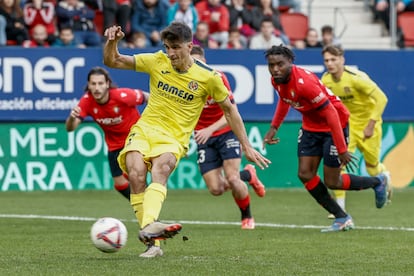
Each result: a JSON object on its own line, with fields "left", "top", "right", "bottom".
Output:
{"left": 367, "top": 163, "right": 385, "bottom": 176}
{"left": 130, "top": 193, "right": 145, "bottom": 227}
{"left": 141, "top": 183, "right": 167, "bottom": 228}
{"left": 333, "top": 190, "right": 346, "bottom": 210}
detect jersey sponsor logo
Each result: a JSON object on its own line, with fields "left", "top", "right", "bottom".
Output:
{"left": 282, "top": 98, "right": 302, "bottom": 108}
{"left": 96, "top": 115, "right": 123, "bottom": 126}
{"left": 311, "top": 92, "right": 326, "bottom": 104}
{"left": 157, "top": 81, "right": 194, "bottom": 101}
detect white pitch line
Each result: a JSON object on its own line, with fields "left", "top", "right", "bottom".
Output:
{"left": 1, "top": 214, "right": 414, "bottom": 232}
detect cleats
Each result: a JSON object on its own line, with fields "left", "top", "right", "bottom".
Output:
{"left": 374, "top": 173, "right": 389, "bottom": 209}
{"left": 241, "top": 217, "right": 255, "bottom": 229}
{"left": 139, "top": 242, "right": 164, "bottom": 258}
{"left": 244, "top": 164, "right": 266, "bottom": 197}
{"left": 321, "top": 215, "right": 355, "bottom": 233}
{"left": 138, "top": 221, "right": 182, "bottom": 244}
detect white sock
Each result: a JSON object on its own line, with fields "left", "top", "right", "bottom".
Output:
{"left": 336, "top": 198, "right": 346, "bottom": 211}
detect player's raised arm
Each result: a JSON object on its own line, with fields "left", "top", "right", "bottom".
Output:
{"left": 103, "top": 26, "right": 135, "bottom": 70}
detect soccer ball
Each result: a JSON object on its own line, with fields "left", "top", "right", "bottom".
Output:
{"left": 90, "top": 217, "right": 128, "bottom": 253}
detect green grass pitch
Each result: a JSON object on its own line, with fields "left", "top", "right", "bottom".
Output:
{"left": 1, "top": 188, "right": 413, "bottom": 275}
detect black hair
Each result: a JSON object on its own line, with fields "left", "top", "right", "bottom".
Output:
{"left": 161, "top": 21, "right": 193, "bottom": 43}
{"left": 190, "top": 45, "right": 205, "bottom": 57}
{"left": 264, "top": 45, "right": 295, "bottom": 62}
{"left": 85, "top": 67, "right": 117, "bottom": 91}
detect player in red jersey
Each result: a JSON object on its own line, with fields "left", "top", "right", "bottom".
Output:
{"left": 65, "top": 67, "right": 149, "bottom": 200}
{"left": 191, "top": 45, "right": 265, "bottom": 230}
{"left": 262, "top": 45, "right": 390, "bottom": 232}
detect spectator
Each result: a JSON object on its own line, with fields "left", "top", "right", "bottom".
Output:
{"left": 101, "top": 0, "right": 132, "bottom": 37}
{"left": 167, "top": 0, "right": 198, "bottom": 32}
{"left": 227, "top": 26, "right": 246, "bottom": 48}
{"left": 56, "top": 0, "right": 102, "bottom": 47}
{"left": 0, "top": 0, "right": 29, "bottom": 45}
{"left": 321, "top": 24, "right": 341, "bottom": 47}
{"left": 22, "top": 22, "right": 48, "bottom": 46}
{"left": 294, "top": 27, "right": 322, "bottom": 49}
{"left": 374, "top": 0, "right": 414, "bottom": 34}
{"left": 249, "top": 16, "right": 285, "bottom": 49}
{"left": 226, "top": 0, "right": 255, "bottom": 39}
{"left": 195, "top": 0, "right": 230, "bottom": 48}
{"left": 250, "top": 0, "right": 289, "bottom": 45}
{"left": 23, "top": 0, "right": 56, "bottom": 44}
{"left": 127, "top": 31, "right": 147, "bottom": 48}
{"left": 52, "top": 26, "right": 84, "bottom": 47}
{"left": 130, "top": 0, "right": 170, "bottom": 48}
{"left": 192, "top": 20, "right": 219, "bottom": 48}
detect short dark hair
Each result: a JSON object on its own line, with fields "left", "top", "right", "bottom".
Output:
{"left": 321, "top": 25, "right": 334, "bottom": 34}
{"left": 265, "top": 45, "right": 295, "bottom": 62}
{"left": 190, "top": 45, "right": 205, "bottom": 57}
{"left": 322, "top": 44, "right": 344, "bottom": 56}
{"left": 161, "top": 21, "right": 193, "bottom": 43}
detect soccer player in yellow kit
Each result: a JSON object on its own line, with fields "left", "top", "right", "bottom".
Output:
{"left": 321, "top": 45, "right": 391, "bottom": 216}
{"left": 103, "top": 22, "right": 270, "bottom": 257}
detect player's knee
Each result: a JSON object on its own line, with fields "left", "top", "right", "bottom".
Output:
{"left": 366, "top": 163, "right": 381, "bottom": 176}
{"left": 126, "top": 169, "right": 146, "bottom": 184}
{"left": 208, "top": 186, "right": 225, "bottom": 196}
{"left": 225, "top": 174, "right": 240, "bottom": 187}
{"left": 298, "top": 171, "right": 313, "bottom": 183}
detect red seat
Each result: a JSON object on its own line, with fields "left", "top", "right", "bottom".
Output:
{"left": 94, "top": 10, "right": 104, "bottom": 35}
{"left": 279, "top": 12, "right": 309, "bottom": 45}
{"left": 397, "top": 12, "right": 414, "bottom": 47}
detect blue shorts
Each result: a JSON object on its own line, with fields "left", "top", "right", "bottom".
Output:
{"left": 297, "top": 125, "right": 349, "bottom": 168}
{"left": 197, "top": 131, "right": 241, "bottom": 175}
{"left": 108, "top": 149, "right": 123, "bottom": 177}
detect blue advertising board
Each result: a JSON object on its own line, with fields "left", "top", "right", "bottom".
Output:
{"left": 0, "top": 48, "right": 413, "bottom": 121}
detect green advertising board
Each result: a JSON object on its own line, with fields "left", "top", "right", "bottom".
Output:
{"left": 0, "top": 122, "right": 413, "bottom": 191}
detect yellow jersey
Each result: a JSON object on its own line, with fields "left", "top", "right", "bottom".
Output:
{"left": 133, "top": 50, "right": 229, "bottom": 147}
{"left": 321, "top": 66, "right": 388, "bottom": 125}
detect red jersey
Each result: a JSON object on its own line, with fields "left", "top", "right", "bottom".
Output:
{"left": 271, "top": 65, "right": 350, "bottom": 153}
{"left": 195, "top": 71, "right": 233, "bottom": 137}
{"left": 77, "top": 88, "right": 145, "bottom": 151}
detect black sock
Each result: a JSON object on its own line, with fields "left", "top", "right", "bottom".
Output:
{"left": 347, "top": 174, "right": 381, "bottom": 190}
{"left": 240, "top": 205, "right": 252, "bottom": 220}
{"left": 239, "top": 170, "right": 250, "bottom": 182}
{"left": 117, "top": 186, "right": 130, "bottom": 201}
{"left": 306, "top": 177, "right": 347, "bottom": 218}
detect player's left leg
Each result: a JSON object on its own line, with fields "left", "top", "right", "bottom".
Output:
{"left": 223, "top": 158, "right": 255, "bottom": 229}
{"left": 360, "top": 123, "right": 392, "bottom": 202}
{"left": 139, "top": 152, "right": 182, "bottom": 242}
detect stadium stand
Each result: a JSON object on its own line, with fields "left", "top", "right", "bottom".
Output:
{"left": 397, "top": 11, "right": 414, "bottom": 48}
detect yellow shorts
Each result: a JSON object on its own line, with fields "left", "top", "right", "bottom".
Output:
{"left": 348, "top": 121, "right": 382, "bottom": 166}
{"left": 117, "top": 122, "right": 186, "bottom": 173}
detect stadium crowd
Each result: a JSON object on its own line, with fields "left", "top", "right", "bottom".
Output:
{"left": 0, "top": 0, "right": 305, "bottom": 48}
{"left": 1, "top": 0, "right": 413, "bottom": 49}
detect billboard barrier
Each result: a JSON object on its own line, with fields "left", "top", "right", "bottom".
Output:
{"left": 1, "top": 122, "right": 412, "bottom": 191}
